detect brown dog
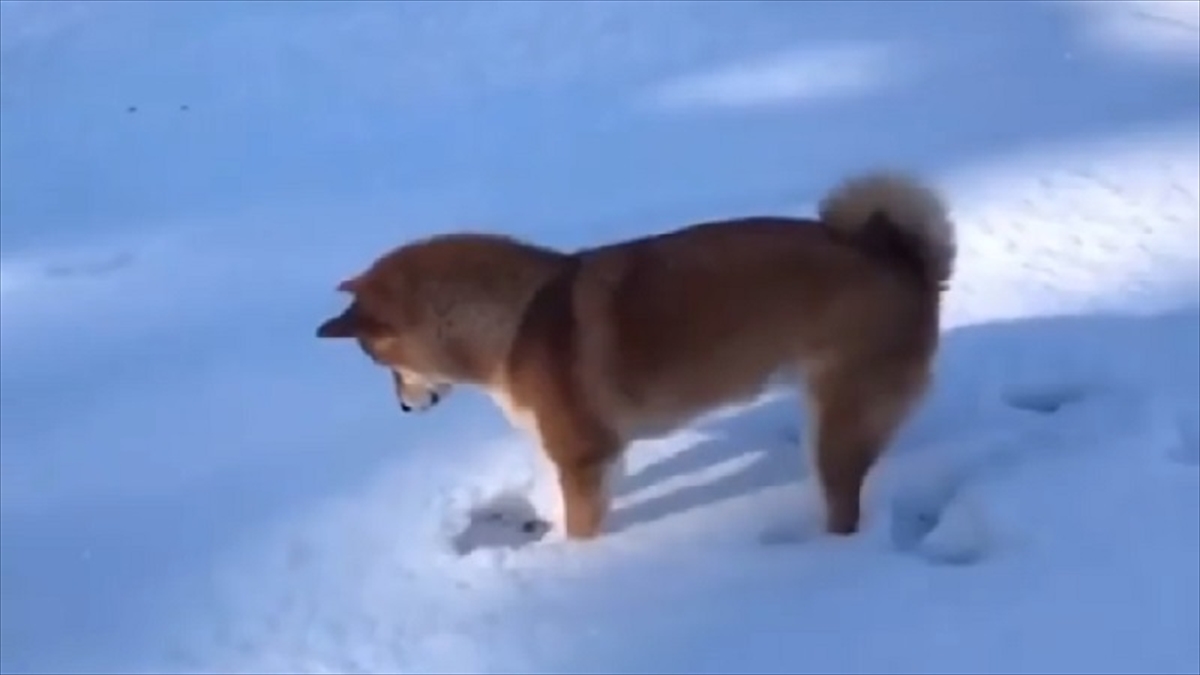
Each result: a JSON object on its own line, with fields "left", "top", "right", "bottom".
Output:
{"left": 316, "top": 171, "right": 956, "bottom": 541}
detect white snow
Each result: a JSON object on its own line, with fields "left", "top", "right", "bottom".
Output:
{"left": 1064, "top": 0, "right": 1200, "bottom": 62}
{"left": 644, "top": 41, "right": 912, "bottom": 112}
{"left": 1, "top": 1, "right": 1198, "bottom": 674}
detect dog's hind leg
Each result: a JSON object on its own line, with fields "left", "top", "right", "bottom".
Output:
{"left": 806, "top": 356, "right": 931, "bottom": 535}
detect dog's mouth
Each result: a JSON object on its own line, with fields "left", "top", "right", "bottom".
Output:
{"left": 391, "top": 371, "right": 452, "bottom": 413}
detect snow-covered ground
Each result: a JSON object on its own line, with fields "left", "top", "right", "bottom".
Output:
{"left": 2, "top": 1, "right": 1198, "bottom": 673}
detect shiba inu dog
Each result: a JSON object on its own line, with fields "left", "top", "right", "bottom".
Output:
{"left": 317, "top": 171, "right": 955, "bottom": 541}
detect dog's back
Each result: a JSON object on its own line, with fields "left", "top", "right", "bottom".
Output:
{"left": 568, "top": 210, "right": 945, "bottom": 440}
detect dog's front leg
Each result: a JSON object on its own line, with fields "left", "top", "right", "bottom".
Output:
{"left": 535, "top": 408, "right": 621, "bottom": 541}
{"left": 554, "top": 456, "right": 617, "bottom": 540}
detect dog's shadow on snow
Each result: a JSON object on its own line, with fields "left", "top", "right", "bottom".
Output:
{"left": 608, "top": 389, "right": 812, "bottom": 533}
{"left": 604, "top": 306, "right": 1200, "bottom": 537}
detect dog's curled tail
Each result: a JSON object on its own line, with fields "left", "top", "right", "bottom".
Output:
{"left": 818, "top": 171, "right": 956, "bottom": 288}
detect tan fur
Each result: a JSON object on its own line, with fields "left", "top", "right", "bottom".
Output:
{"left": 317, "top": 171, "right": 956, "bottom": 541}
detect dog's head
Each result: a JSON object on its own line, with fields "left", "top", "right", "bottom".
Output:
{"left": 316, "top": 277, "right": 453, "bottom": 413}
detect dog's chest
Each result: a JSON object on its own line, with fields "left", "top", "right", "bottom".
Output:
{"left": 488, "top": 389, "right": 539, "bottom": 436}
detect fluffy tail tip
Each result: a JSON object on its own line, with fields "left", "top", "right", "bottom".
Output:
{"left": 818, "top": 171, "right": 957, "bottom": 285}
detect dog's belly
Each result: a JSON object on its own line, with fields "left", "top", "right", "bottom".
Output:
{"left": 613, "top": 365, "right": 782, "bottom": 442}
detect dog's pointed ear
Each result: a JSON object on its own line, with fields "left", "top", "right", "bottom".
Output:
{"left": 316, "top": 305, "right": 360, "bottom": 339}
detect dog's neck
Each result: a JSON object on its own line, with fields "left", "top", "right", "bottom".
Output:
{"left": 425, "top": 247, "right": 574, "bottom": 387}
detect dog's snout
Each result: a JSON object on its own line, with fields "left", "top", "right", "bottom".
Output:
{"left": 398, "top": 390, "right": 440, "bottom": 413}
{"left": 391, "top": 369, "right": 448, "bottom": 414}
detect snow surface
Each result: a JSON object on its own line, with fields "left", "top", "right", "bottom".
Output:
{"left": 1, "top": 1, "right": 1198, "bottom": 673}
